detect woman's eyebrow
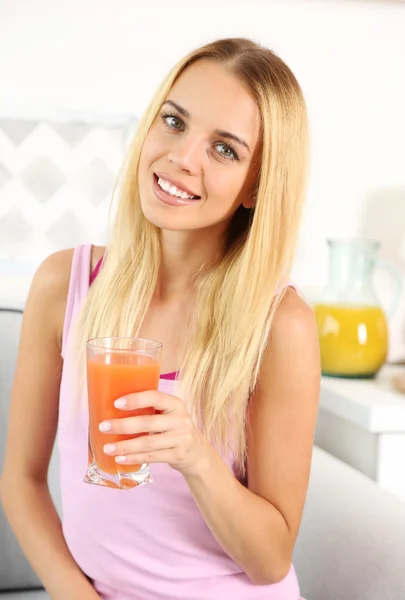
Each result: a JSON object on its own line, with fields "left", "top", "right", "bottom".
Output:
{"left": 163, "top": 100, "right": 190, "bottom": 119}
{"left": 213, "top": 129, "right": 250, "bottom": 153}
{"left": 163, "top": 100, "right": 251, "bottom": 153}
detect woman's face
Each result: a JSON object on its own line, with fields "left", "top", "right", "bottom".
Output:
{"left": 138, "top": 60, "right": 261, "bottom": 234}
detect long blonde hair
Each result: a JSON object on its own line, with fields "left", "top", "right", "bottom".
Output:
{"left": 75, "top": 38, "right": 309, "bottom": 474}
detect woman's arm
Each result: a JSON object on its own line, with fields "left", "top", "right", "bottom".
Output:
{"left": 100, "top": 288, "right": 320, "bottom": 585}
{"left": 183, "top": 289, "right": 320, "bottom": 584}
{"left": 0, "top": 251, "right": 100, "bottom": 599}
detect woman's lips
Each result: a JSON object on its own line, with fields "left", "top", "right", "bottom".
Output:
{"left": 152, "top": 174, "right": 200, "bottom": 207}
{"left": 154, "top": 171, "right": 199, "bottom": 198}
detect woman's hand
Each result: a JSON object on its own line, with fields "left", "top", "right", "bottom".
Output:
{"left": 99, "top": 391, "right": 209, "bottom": 477}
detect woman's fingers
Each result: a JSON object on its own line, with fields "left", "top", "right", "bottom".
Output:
{"left": 99, "top": 413, "right": 176, "bottom": 435}
{"left": 115, "top": 450, "right": 176, "bottom": 465}
{"left": 113, "top": 390, "right": 178, "bottom": 413}
{"left": 103, "top": 432, "right": 177, "bottom": 458}
{"left": 97, "top": 389, "right": 197, "bottom": 471}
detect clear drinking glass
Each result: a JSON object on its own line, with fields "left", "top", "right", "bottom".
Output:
{"left": 84, "top": 337, "right": 162, "bottom": 490}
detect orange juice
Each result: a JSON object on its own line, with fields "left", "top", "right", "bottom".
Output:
{"left": 87, "top": 352, "right": 160, "bottom": 475}
{"left": 314, "top": 303, "right": 388, "bottom": 377}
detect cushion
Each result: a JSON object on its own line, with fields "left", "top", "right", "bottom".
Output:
{"left": 294, "top": 446, "right": 405, "bottom": 600}
{"left": 0, "top": 308, "right": 61, "bottom": 591}
{"left": 0, "top": 591, "right": 49, "bottom": 599}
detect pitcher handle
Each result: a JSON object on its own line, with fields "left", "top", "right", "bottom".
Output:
{"left": 376, "top": 260, "right": 403, "bottom": 319}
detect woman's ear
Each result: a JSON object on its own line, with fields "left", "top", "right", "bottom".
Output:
{"left": 242, "top": 171, "right": 259, "bottom": 210}
{"left": 242, "top": 197, "right": 255, "bottom": 209}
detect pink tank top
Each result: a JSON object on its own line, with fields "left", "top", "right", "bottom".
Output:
{"left": 58, "top": 244, "right": 302, "bottom": 600}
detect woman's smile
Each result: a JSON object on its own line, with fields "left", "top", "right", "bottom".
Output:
{"left": 152, "top": 172, "right": 201, "bottom": 207}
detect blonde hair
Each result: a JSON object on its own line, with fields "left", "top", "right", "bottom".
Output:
{"left": 75, "top": 38, "right": 309, "bottom": 475}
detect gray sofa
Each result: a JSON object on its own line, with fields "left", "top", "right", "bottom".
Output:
{"left": 1, "top": 307, "right": 405, "bottom": 600}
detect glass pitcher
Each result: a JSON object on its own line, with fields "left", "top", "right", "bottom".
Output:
{"left": 314, "top": 239, "right": 402, "bottom": 378}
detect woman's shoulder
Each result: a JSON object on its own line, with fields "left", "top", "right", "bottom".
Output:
{"left": 25, "top": 245, "right": 105, "bottom": 346}
{"left": 272, "top": 287, "right": 317, "bottom": 339}
{"left": 263, "top": 287, "right": 320, "bottom": 376}
{"left": 24, "top": 249, "right": 76, "bottom": 346}
{"left": 32, "top": 249, "right": 75, "bottom": 298}
{"left": 31, "top": 244, "right": 105, "bottom": 291}
{"left": 253, "top": 286, "right": 320, "bottom": 413}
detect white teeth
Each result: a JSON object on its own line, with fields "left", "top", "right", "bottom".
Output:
{"left": 157, "top": 177, "right": 196, "bottom": 200}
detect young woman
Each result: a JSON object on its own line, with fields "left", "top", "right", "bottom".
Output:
{"left": 1, "top": 38, "right": 320, "bottom": 599}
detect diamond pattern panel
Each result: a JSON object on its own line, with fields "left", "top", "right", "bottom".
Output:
{"left": 0, "top": 209, "right": 32, "bottom": 245}
{"left": 76, "top": 158, "right": 117, "bottom": 207}
{"left": 0, "top": 116, "right": 136, "bottom": 265}
{"left": 20, "top": 157, "right": 65, "bottom": 203}
{"left": 51, "top": 122, "right": 93, "bottom": 147}
{"left": 46, "top": 211, "right": 87, "bottom": 249}
{"left": 0, "top": 164, "right": 11, "bottom": 190}
{"left": 0, "top": 119, "right": 38, "bottom": 146}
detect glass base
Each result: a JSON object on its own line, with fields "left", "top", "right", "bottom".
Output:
{"left": 322, "top": 370, "right": 377, "bottom": 380}
{"left": 84, "top": 461, "right": 153, "bottom": 490}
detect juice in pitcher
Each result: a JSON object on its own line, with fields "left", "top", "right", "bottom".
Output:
{"left": 314, "top": 303, "right": 388, "bottom": 377}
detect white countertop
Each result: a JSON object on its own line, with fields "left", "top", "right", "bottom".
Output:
{"left": 320, "top": 366, "right": 405, "bottom": 433}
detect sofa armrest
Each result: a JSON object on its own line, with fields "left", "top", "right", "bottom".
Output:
{"left": 293, "top": 446, "right": 405, "bottom": 600}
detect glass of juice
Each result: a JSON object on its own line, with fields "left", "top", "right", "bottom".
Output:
{"left": 84, "top": 336, "right": 162, "bottom": 490}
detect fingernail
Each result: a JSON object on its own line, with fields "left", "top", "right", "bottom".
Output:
{"left": 103, "top": 444, "right": 116, "bottom": 454}
{"left": 115, "top": 456, "right": 127, "bottom": 463}
{"left": 99, "top": 421, "right": 111, "bottom": 432}
{"left": 114, "top": 398, "right": 127, "bottom": 408}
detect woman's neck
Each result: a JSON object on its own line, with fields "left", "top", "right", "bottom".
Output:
{"left": 156, "top": 228, "right": 223, "bottom": 300}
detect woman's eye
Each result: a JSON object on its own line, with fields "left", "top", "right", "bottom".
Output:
{"left": 162, "top": 114, "right": 184, "bottom": 131}
{"left": 215, "top": 142, "right": 239, "bottom": 161}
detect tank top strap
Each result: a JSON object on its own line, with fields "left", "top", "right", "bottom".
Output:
{"left": 61, "top": 243, "right": 93, "bottom": 357}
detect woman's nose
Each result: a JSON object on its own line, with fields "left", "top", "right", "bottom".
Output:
{"left": 167, "top": 137, "right": 203, "bottom": 174}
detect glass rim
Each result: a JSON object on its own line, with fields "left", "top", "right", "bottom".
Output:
{"left": 86, "top": 336, "right": 163, "bottom": 351}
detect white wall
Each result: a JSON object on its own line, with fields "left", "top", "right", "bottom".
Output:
{"left": 1, "top": 0, "right": 404, "bottom": 293}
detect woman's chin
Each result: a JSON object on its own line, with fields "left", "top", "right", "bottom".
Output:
{"left": 140, "top": 204, "right": 194, "bottom": 232}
